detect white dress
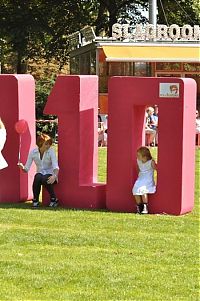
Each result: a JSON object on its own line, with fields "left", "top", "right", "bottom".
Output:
{"left": 196, "top": 118, "right": 200, "bottom": 133}
{"left": 0, "top": 128, "right": 8, "bottom": 170}
{"left": 132, "top": 159, "right": 156, "bottom": 195}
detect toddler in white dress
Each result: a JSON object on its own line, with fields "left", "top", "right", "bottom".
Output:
{"left": 132, "top": 146, "right": 157, "bottom": 214}
{"left": 0, "top": 118, "right": 8, "bottom": 170}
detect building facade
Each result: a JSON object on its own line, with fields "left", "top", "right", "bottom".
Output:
{"left": 69, "top": 25, "right": 200, "bottom": 113}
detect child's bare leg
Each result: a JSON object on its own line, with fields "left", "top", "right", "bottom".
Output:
{"left": 134, "top": 195, "right": 142, "bottom": 205}
{"left": 141, "top": 194, "right": 149, "bottom": 214}
{"left": 134, "top": 195, "right": 143, "bottom": 213}
{"left": 141, "top": 194, "right": 148, "bottom": 204}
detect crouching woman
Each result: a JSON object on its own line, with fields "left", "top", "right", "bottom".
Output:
{"left": 18, "top": 133, "right": 59, "bottom": 208}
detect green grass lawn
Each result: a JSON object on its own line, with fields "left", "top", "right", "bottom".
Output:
{"left": 0, "top": 148, "right": 199, "bottom": 301}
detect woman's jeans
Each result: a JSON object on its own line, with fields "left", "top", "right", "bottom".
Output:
{"left": 33, "top": 173, "right": 56, "bottom": 201}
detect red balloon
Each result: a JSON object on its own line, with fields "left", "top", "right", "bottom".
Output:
{"left": 15, "top": 119, "right": 28, "bottom": 134}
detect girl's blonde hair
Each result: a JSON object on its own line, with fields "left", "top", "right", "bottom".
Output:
{"left": 137, "top": 146, "right": 152, "bottom": 161}
{"left": 0, "top": 118, "right": 5, "bottom": 129}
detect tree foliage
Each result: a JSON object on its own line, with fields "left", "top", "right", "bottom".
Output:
{"left": 0, "top": 1, "right": 50, "bottom": 72}
{"left": 93, "top": 0, "right": 149, "bottom": 36}
{"left": 0, "top": 0, "right": 199, "bottom": 130}
{"left": 157, "top": 0, "right": 200, "bottom": 25}
{"left": 0, "top": 0, "right": 199, "bottom": 73}
{"left": 0, "top": 0, "right": 95, "bottom": 72}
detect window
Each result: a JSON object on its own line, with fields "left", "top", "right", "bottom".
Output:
{"left": 183, "top": 63, "right": 200, "bottom": 72}
{"left": 155, "top": 62, "right": 182, "bottom": 71}
{"left": 70, "top": 56, "right": 80, "bottom": 74}
{"left": 80, "top": 52, "right": 90, "bottom": 74}
{"left": 90, "top": 50, "right": 96, "bottom": 75}
{"left": 108, "top": 62, "right": 134, "bottom": 76}
{"left": 134, "top": 62, "right": 151, "bottom": 76}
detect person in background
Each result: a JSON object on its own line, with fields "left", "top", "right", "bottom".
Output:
{"left": 153, "top": 105, "right": 159, "bottom": 120}
{"left": 146, "top": 107, "right": 158, "bottom": 146}
{"left": 0, "top": 118, "right": 8, "bottom": 170}
{"left": 147, "top": 106, "right": 158, "bottom": 130}
{"left": 145, "top": 112, "right": 156, "bottom": 146}
{"left": 98, "top": 108, "right": 105, "bottom": 146}
{"left": 102, "top": 115, "right": 108, "bottom": 147}
{"left": 153, "top": 105, "right": 159, "bottom": 145}
{"left": 18, "top": 133, "right": 59, "bottom": 208}
{"left": 196, "top": 110, "right": 200, "bottom": 134}
{"left": 98, "top": 108, "right": 102, "bottom": 123}
{"left": 132, "top": 146, "right": 157, "bottom": 214}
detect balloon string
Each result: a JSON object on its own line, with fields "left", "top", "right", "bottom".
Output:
{"left": 18, "top": 134, "right": 21, "bottom": 163}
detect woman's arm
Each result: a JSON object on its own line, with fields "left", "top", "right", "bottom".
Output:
{"left": 17, "top": 151, "right": 33, "bottom": 172}
{"left": 53, "top": 168, "right": 59, "bottom": 177}
{"left": 47, "top": 169, "right": 59, "bottom": 184}
{"left": 47, "top": 148, "right": 59, "bottom": 184}
{"left": 50, "top": 148, "right": 59, "bottom": 171}
{"left": 17, "top": 162, "right": 27, "bottom": 172}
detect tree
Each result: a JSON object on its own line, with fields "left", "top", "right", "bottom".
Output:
{"left": 0, "top": 0, "right": 52, "bottom": 73}
{"left": 94, "top": 0, "right": 148, "bottom": 36}
{"left": 157, "top": 0, "right": 200, "bottom": 25}
{"left": 0, "top": 0, "right": 199, "bottom": 74}
{"left": 90, "top": 0, "right": 199, "bottom": 36}
{"left": 42, "top": 0, "right": 95, "bottom": 68}
{"left": 0, "top": 0, "right": 96, "bottom": 72}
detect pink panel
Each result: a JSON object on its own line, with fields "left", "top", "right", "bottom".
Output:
{"left": 44, "top": 75, "right": 106, "bottom": 209}
{"left": 0, "top": 75, "right": 36, "bottom": 202}
{"left": 107, "top": 77, "right": 196, "bottom": 215}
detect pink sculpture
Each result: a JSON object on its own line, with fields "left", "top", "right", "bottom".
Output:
{"left": 0, "top": 75, "right": 35, "bottom": 202}
{"left": 0, "top": 75, "right": 196, "bottom": 215}
{"left": 107, "top": 77, "right": 196, "bottom": 215}
{"left": 44, "top": 75, "right": 106, "bottom": 209}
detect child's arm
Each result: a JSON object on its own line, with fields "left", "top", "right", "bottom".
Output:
{"left": 135, "top": 159, "right": 139, "bottom": 173}
{"left": 0, "top": 129, "right": 6, "bottom": 151}
{"left": 151, "top": 159, "right": 157, "bottom": 170}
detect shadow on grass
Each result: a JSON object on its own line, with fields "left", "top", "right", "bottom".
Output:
{"left": 0, "top": 202, "right": 56, "bottom": 211}
{"left": 0, "top": 201, "right": 110, "bottom": 213}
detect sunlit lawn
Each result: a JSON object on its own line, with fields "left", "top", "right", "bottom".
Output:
{"left": 0, "top": 147, "right": 199, "bottom": 301}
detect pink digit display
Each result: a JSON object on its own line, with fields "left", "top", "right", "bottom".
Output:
{"left": 0, "top": 75, "right": 196, "bottom": 215}
{"left": 44, "top": 75, "right": 106, "bottom": 208}
{"left": 0, "top": 75, "right": 36, "bottom": 202}
{"left": 107, "top": 77, "right": 196, "bottom": 215}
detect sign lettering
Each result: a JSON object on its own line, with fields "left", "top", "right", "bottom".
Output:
{"left": 112, "top": 23, "right": 200, "bottom": 41}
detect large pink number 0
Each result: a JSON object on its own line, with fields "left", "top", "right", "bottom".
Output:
{"left": 107, "top": 77, "right": 196, "bottom": 215}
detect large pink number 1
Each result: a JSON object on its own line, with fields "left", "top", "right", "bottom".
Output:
{"left": 44, "top": 75, "right": 106, "bottom": 208}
